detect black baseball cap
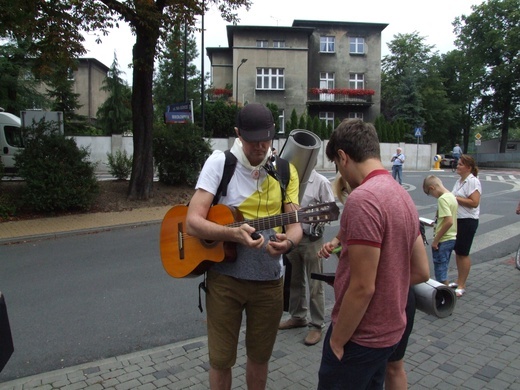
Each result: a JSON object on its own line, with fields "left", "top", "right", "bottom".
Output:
{"left": 237, "top": 103, "right": 275, "bottom": 142}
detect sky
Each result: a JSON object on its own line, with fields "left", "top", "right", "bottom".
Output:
{"left": 82, "top": 0, "right": 485, "bottom": 85}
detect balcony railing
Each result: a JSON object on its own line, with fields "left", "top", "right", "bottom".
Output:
{"left": 307, "top": 88, "right": 374, "bottom": 104}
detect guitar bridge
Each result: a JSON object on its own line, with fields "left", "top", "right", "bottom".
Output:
{"left": 178, "top": 222, "right": 185, "bottom": 260}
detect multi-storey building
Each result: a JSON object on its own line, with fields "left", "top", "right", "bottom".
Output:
{"left": 34, "top": 57, "right": 109, "bottom": 123}
{"left": 206, "top": 19, "right": 387, "bottom": 133}
{"left": 73, "top": 58, "right": 110, "bottom": 123}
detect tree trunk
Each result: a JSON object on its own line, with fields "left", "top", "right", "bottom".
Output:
{"left": 127, "top": 28, "right": 158, "bottom": 200}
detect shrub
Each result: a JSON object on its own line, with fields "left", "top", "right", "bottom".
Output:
{"left": 153, "top": 122, "right": 212, "bottom": 186}
{"left": 0, "top": 192, "right": 17, "bottom": 221}
{"left": 106, "top": 150, "right": 133, "bottom": 180}
{"left": 204, "top": 100, "right": 239, "bottom": 138}
{"left": 15, "top": 121, "right": 99, "bottom": 212}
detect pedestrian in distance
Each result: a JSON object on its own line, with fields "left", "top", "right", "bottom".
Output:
{"left": 450, "top": 154, "right": 481, "bottom": 298}
{"left": 423, "top": 175, "right": 458, "bottom": 285}
{"left": 279, "top": 169, "right": 335, "bottom": 346}
{"left": 317, "top": 118, "right": 429, "bottom": 390}
{"left": 391, "top": 147, "right": 405, "bottom": 185}
{"left": 452, "top": 143, "right": 463, "bottom": 166}
{"left": 186, "top": 103, "right": 303, "bottom": 390}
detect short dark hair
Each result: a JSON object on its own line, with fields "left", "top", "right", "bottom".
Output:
{"left": 326, "top": 119, "right": 381, "bottom": 163}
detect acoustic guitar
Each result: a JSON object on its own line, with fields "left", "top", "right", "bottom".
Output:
{"left": 160, "top": 202, "right": 340, "bottom": 278}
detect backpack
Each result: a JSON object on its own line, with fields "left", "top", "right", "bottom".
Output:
{"left": 212, "top": 150, "right": 291, "bottom": 206}
{"left": 198, "top": 150, "right": 291, "bottom": 312}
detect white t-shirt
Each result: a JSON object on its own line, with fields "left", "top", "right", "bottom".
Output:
{"left": 452, "top": 174, "right": 481, "bottom": 219}
{"left": 195, "top": 150, "right": 299, "bottom": 280}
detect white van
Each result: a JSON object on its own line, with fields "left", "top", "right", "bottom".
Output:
{"left": 0, "top": 112, "right": 23, "bottom": 175}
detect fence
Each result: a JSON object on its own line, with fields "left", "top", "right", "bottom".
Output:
{"left": 473, "top": 152, "right": 520, "bottom": 169}
{"left": 72, "top": 134, "right": 438, "bottom": 174}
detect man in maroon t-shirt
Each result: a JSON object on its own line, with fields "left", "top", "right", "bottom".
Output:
{"left": 318, "top": 119, "right": 429, "bottom": 390}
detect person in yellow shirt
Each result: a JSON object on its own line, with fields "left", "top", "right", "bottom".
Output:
{"left": 423, "top": 175, "right": 458, "bottom": 285}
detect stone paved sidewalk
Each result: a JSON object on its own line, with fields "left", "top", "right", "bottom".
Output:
{"left": 1, "top": 255, "right": 520, "bottom": 389}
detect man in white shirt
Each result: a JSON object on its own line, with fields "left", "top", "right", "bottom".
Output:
{"left": 391, "top": 147, "right": 405, "bottom": 185}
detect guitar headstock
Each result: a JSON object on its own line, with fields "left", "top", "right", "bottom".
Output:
{"left": 298, "top": 202, "right": 340, "bottom": 224}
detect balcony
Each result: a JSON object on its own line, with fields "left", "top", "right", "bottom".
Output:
{"left": 206, "top": 88, "right": 233, "bottom": 102}
{"left": 307, "top": 88, "right": 374, "bottom": 106}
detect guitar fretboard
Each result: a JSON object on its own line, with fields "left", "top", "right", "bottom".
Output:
{"left": 226, "top": 211, "right": 299, "bottom": 231}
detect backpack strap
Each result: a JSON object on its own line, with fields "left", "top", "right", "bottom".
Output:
{"left": 213, "top": 150, "right": 237, "bottom": 206}
{"left": 213, "top": 151, "right": 291, "bottom": 206}
{"left": 274, "top": 156, "right": 290, "bottom": 203}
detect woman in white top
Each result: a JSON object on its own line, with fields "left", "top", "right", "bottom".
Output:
{"left": 451, "top": 155, "right": 482, "bottom": 297}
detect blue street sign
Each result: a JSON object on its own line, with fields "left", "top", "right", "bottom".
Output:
{"left": 414, "top": 127, "right": 422, "bottom": 138}
{"left": 164, "top": 102, "right": 192, "bottom": 124}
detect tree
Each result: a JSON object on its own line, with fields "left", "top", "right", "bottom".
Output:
{"left": 45, "top": 64, "right": 82, "bottom": 119}
{"left": 298, "top": 114, "right": 306, "bottom": 130}
{"left": 204, "top": 99, "right": 238, "bottom": 138}
{"left": 0, "top": 39, "right": 48, "bottom": 114}
{"left": 454, "top": 0, "right": 520, "bottom": 153}
{"left": 393, "top": 68, "right": 424, "bottom": 130}
{"left": 286, "top": 108, "right": 298, "bottom": 136}
{"left": 382, "top": 32, "right": 434, "bottom": 123}
{"left": 153, "top": 22, "right": 201, "bottom": 123}
{"left": 266, "top": 102, "right": 280, "bottom": 133}
{"left": 97, "top": 53, "right": 132, "bottom": 135}
{"left": 438, "top": 49, "right": 481, "bottom": 153}
{"left": 381, "top": 32, "right": 457, "bottom": 149}
{"left": 0, "top": 0, "right": 251, "bottom": 200}
{"left": 419, "top": 54, "right": 454, "bottom": 148}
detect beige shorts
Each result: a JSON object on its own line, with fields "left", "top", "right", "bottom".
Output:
{"left": 206, "top": 271, "right": 283, "bottom": 369}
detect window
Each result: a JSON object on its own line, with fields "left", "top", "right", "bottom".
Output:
{"left": 256, "top": 40, "right": 268, "bottom": 48}
{"left": 4, "top": 126, "right": 25, "bottom": 148}
{"left": 348, "top": 112, "right": 364, "bottom": 120}
{"left": 319, "top": 72, "right": 335, "bottom": 101}
{"left": 319, "top": 112, "right": 334, "bottom": 128}
{"left": 273, "top": 40, "right": 285, "bottom": 48}
{"left": 320, "top": 36, "right": 335, "bottom": 53}
{"left": 320, "top": 72, "right": 335, "bottom": 89}
{"left": 277, "top": 110, "right": 285, "bottom": 134}
{"left": 349, "top": 73, "right": 364, "bottom": 89}
{"left": 256, "top": 68, "right": 285, "bottom": 90}
{"left": 349, "top": 37, "right": 365, "bottom": 54}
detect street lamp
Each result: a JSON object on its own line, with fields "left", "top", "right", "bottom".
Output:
{"left": 235, "top": 58, "right": 248, "bottom": 107}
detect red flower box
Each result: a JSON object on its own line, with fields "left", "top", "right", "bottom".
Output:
{"left": 309, "top": 88, "right": 375, "bottom": 96}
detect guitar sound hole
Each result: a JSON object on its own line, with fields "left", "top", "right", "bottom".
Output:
{"left": 201, "top": 239, "right": 219, "bottom": 249}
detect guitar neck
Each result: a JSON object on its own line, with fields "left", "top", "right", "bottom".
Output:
{"left": 227, "top": 210, "right": 299, "bottom": 231}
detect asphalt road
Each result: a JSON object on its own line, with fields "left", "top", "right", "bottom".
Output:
{"left": 1, "top": 168, "right": 519, "bottom": 382}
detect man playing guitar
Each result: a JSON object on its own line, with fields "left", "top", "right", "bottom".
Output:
{"left": 186, "top": 103, "right": 302, "bottom": 390}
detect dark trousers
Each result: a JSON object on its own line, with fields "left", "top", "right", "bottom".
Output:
{"left": 318, "top": 325, "right": 397, "bottom": 390}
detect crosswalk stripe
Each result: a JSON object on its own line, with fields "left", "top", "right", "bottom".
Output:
{"left": 482, "top": 175, "right": 519, "bottom": 182}
{"left": 328, "top": 212, "right": 517, "bottom": 258}
{"left": 419, "top": 213, "right": 505, "bottom": 227}
{"left": 478, "top": 214, "right": 502, "bottom": 224}
{"left": 471, "top": 221, "right": 520, "bottom": 253}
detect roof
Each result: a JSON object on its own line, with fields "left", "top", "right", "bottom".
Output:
{"left": 225, "top": 24, "right": 314, "bottom": 47}
{"left": 292, "top": 19, "right": 388, "bottom": 31}
{"left": 78, "top": 58, "right": 110, "bottom": 72}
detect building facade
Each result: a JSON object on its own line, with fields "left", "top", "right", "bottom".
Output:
{"left": 34, "top": 57, "right": 109, "bottom": 123}
{"left": 206, "top": 19, "right": 387, "bottom": 132}
{"left": 73, "top": 58, "right": 110, "bottom": 122}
